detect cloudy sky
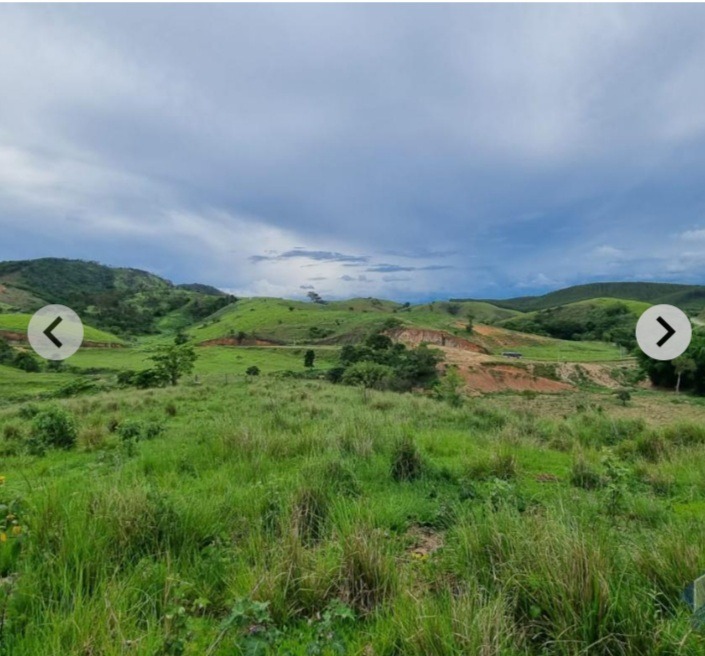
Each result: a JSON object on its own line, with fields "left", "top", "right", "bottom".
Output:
{"left": 2, "top": 4, "right": 705, "bottom": 301}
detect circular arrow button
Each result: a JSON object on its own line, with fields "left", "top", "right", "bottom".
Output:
{"left": 636, "top": 304, "right": 692, "bottom": 361}
{"left": 28, "top": 305, "right": 84, "bottom": 361}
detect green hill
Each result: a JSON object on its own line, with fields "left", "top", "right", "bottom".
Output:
{"left": 186, "top": 296, "right": 519, "bottom": 346}
{"left": 459, "top": 282, "right": 705, "bottom": 313}
{"left": 0, "top": 258, "right": 235, "bottom": 336}
{"left": 500, "top": 297, "right": 646, "bottom": 346}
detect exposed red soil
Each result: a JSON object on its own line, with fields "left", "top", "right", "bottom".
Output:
{"left": 459, "top": 364, "right": 572, "bottom": 394}
{"left": 385, "top": 327, "right": 488, "bottom": 353}
{"left": 0, "top": 330, "right": 25, "bottom": 343}
{"left": 436, "top": 346, "right": 572, "bottom": 394}
{"left": 0, "top": 330, "right": 123, "bottom": 348}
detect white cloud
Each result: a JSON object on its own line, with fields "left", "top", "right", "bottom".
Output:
{"left": 593, "top": 245, "right": 625, "bottom": 259}
{"left": 679, "top": 228, "right": 705, "bottom": 241}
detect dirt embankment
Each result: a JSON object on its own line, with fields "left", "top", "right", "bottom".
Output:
{"left": 385, "top": 328, "right": 489, "bottom": 353}
{"left": 0, "top": 330, "right": 123, "bottom": 348}
{"left": 0, "top": 330, "right": 25, "bottom": 344}
{"left": 438, "top": 346, "right": 572, "bottom": 395}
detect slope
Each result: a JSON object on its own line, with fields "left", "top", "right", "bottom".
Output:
{"left": 0, "top": 258, "right": 234, "bottom": 336}
{"left": 461, "top": 282, "right": 705, "bottom": 313}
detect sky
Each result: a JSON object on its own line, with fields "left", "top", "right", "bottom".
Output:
{"left": 2, "top": 4, "right": 705, "bottom": 301}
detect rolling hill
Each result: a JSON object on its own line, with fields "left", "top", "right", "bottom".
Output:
{"left": 456, "top": 281, "right": 705, "bottom": 314}
{"left": 0, "top": 258, "right": 235, "bottom": 336}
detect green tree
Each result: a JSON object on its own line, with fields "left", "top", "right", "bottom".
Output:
{"left": 673, "top": 355, "right": 697, "bottom": 394}
{"left": 304, "top": 349, "right": 316, "bottom": 368}
{"left": 435, "top": 365, "right": 464, "bottom": 407}
{"left": 246, "top": 365, "right": 260, "bottom": 376}
{"left": 465, "top": 312, "right": 474, "bottom": 334}
{"left": 148, "top": 343, "right": 197, "bottom": 386}
{"left": 307, "top": 291, "right": 324, "bottom": 304}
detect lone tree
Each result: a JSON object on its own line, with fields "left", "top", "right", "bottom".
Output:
{"left": 674, "top": 355, "right": 697, "bottom": 394}
{"left": 304, "top": 349, "right": 316, "bottom": 368}
{"left": 148, "top": 343, "right": 197, "bottom": 386}
{"left": 307, "top": 290, "right": 325, "bottom": 304}
{"left": 246, "top": 365, "right": 260, "bottom": 376}
{"left": 465, "top": 312, "right": 475, "bottom": 334}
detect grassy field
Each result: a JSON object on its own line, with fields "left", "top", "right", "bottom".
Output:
{"left": 515, "top": 339, "right": 628, "bottom": 362}
{"left": 0, "top": 365, "right": 77, "bottom": 400}
{"left": 0, "top": 313, "right": 123, "bottom": 344}
{"left": 69, "top": 346, "right": 339, "bottom": 375}
{"left": 187, "top": 298, "right": 398, "bottom": 344}
{"left": 1, "top": 376, "right": 705, "bottom": 654}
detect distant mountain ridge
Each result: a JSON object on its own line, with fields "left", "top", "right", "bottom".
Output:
{"left": 455, "top": 282, "right": 705, "bottom": 314}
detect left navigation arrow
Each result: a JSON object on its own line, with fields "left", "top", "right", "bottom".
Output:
{"left": 28, "top": 305, "right": 84, "bottom": 361}
{"left": 43, "top": 316, "right": 63, "bottom": 348}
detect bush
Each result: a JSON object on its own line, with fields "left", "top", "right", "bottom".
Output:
{"left": 117, "top": 419, "right": 164, "bottom": 443}
{"left": 52, "top": 378, "right": 97, "bottom": 398}
{"left": 246, "top": 366, "right": 261, "bottom": 376}
{"left": 342, "top": 361, "right": 394, "bottom": 390}
{"left": 391, "top": 436, "right": 424, "bottom": 482}
{"left": 465, "top": 451, "right": 518, "bottom": 481}
{"left": 31, "top": 405, "right": 78, "bottom": 450}
{"left": 118, "top": 368, "right": 169, "bottom": 389}
{"left": 18, "top": 403, "right": 41, "bottom": 420}
{"left": 14, "top": 350, "right": 41, "bottom": 372}
{"left": 569, "top": 457, "right": 604, "bottom": 490}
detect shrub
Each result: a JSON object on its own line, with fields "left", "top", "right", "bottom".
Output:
{"left": 391, "top": 436, "right": 424, "bottom": 482}
{"left": 342, "top": 361, "right": 394, "bottom": 390}
{"left": 662, "top": 422, "right": 705, "bottom": 447}
{"left": 31, "top": 405, "right": 78, "bottom": 450}
{"left": 246, "top": 366, "right": 261, "bottom": 376}
{"left": 117, "top": 368, "right": 169, "bottom": 389}
{"left": 18, "top": 403, "right": 41, "bottom": 420}
{"left": 569, "top": 456, "right": 603, "bottom": 490}
{"left": 465, "top": 451, "right": 518, "bottom": 481}
{"left": 118, "top": 419, "right": 164, "bottom": 443}
{"left": 53, "top": 378, "right": 97, "bottom": 398}
{"left": 14, "top": 350, "right": 41, "bottom": 372}
{"left": 634, "top": 432, "right": 668, "bottom": 462}
{"left": 2, "top": 423, "right": 23, "bottom": 441}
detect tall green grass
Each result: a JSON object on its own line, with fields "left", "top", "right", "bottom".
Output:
{"left": 1, "top": 380, "right": 704, "bottom": 654}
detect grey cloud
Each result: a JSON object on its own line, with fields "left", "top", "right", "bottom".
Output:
{"left": 250, "top": 249, "right": 369, "bottom": 264}
{"left": 3, "top": 5, "right": 705, "bottom": 299}
{"left": 366, "top": 263, "right": 453, "bottom": 273}
{"left": 366, "top": 264, "right": 416, "bottom": 273}
{"left": 340, "top": 274, "right": 372, "bottom": 283}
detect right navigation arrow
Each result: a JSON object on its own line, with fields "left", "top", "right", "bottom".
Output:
{"left": 656, "top": 315, "right": 676, "bottom": 347}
